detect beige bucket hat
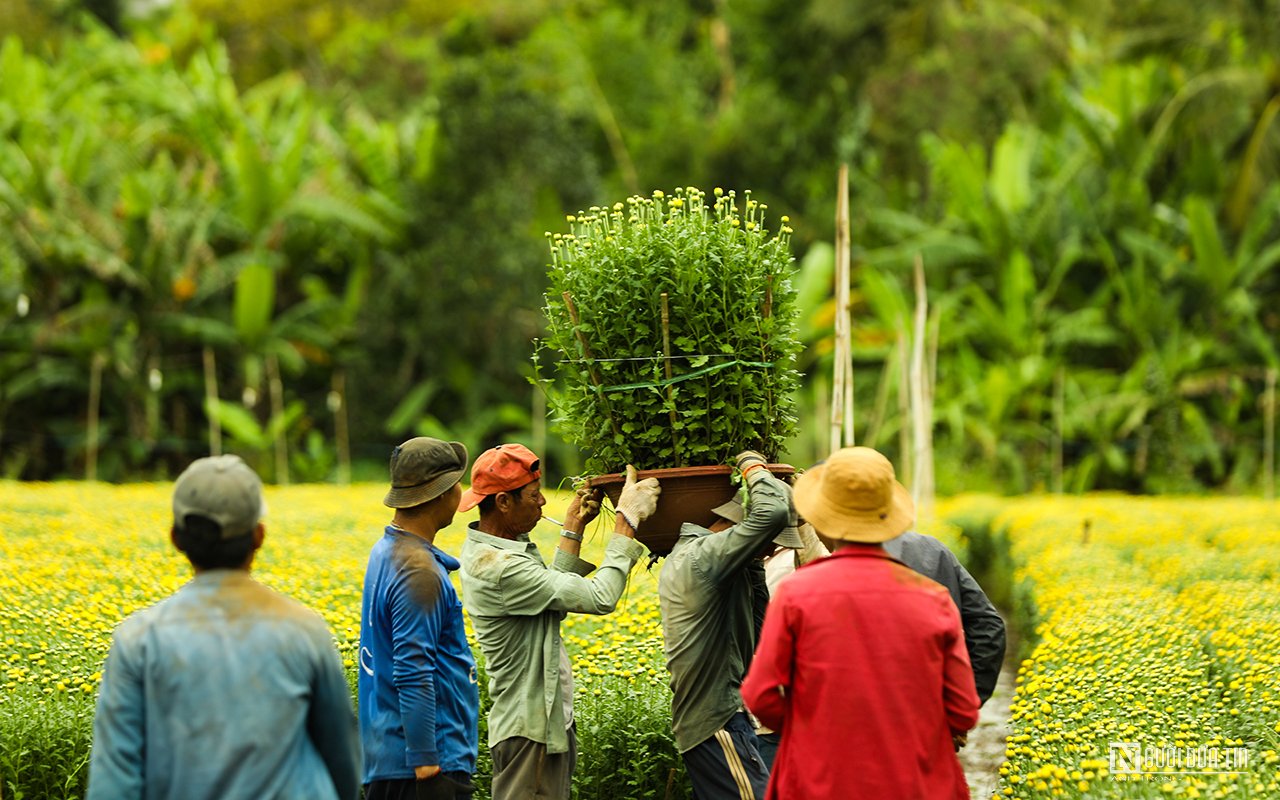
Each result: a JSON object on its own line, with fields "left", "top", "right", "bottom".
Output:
{"left": 791, "top": 447, "right": 914, "bottom": 543}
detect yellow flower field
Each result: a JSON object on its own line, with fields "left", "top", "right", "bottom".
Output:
{"left": 0, "top": 479, "right": 964, "bottom": 701}
{"left": 993, "top": 495, "right": 1280, "bottom": 799}
{"left": 9, "top": 479, "right": 1276, "bottom": 799}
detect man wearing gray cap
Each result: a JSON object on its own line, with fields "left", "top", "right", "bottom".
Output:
{"left": 87, "top": 455, "right": 361, "bottom": 800}
{"left": 359, "top": 437, "right": 478, "bottom": 800}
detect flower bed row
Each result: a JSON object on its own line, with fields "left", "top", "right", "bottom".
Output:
{"left": 993, "top": 496, "right": 1280, "bottom": 799}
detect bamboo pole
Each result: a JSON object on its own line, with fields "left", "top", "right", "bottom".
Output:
{"left": 86, "top": 351, "right": 104, "bottom": 482}
{"left": 813, "top": 374, "right": 829, "bottom": 462}
{"left": 910, "top": 255, "right": 933, "bottom": 518}
{"left": 843, "top": 178, "right": 856, "bottom": 446}
{"left": 710, "top": 0, "right": 737, "bottom": 113}
{"left": 203, "top": 347, "right": 222, "bottom": 456}
{"left": 830, "top": 164, "right": 853, "bottom": 454}
{"left": 1265, "top": 367, "right": 1276, "bottom": 500}
{"left": 864, "top": 347, "right": 895, "bottom": 449}
{"left": 1053, "top": 366, "right": 1065, "bottom": 493}
{"left": 563, "top": 292, "right": 623, "bottom": 438}
{"left": 896, "top": 322, "right": 911, "bottom": 487}
{"left": 145, "top": 354, "right": 160, "bottom": 446}
{"left": 267, "top": 353, "right": 288, "bottom": 485}
{"left": 926, "top": 304, "right": 938, "bottom": 494}
{"left": 333, "top": 368, "right": 351, "bottom": 484}
{"left": 761, "top": 275, "right": 776, "bottom": 449}
{"left": 661, "top": 293, "right": 681, "bottom": 460}
{"left": 532, "top": 382, "right": 547, "bottom": 467}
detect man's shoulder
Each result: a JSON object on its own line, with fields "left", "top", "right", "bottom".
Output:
{"left": 461, "top": 537, "right": 539, "bottom": 582}
{"left": 890, "top": 530, "right": 949, "bottom": 553}
{"left": 227, "top": 579, "right": 333, "bottom": 633}
{"left": 884, "top": 557, "right": 951, "bottom": 594}
{"left": 886, "top": 530, "right": 955, "bottom": 571}
{"left": 111, "top": 594, "right": 170, "bottom": 642}
{"left": 794, "top": 550, "right": 944, "bottom": 590}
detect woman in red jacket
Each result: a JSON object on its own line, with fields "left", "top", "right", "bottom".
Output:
{"left": 741, "top": 447, "right": 980, "bottom": 799}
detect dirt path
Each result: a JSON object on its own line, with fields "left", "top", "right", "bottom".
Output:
{"left": 961, "top": 644, "right": 1019, "bottom": 799}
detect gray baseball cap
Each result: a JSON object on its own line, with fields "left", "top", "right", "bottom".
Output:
{"left": 172, "top": 455, "right": 265, "bottom": 540}
{"left": 710, "top": 495, "right": 804, "bottom": 550}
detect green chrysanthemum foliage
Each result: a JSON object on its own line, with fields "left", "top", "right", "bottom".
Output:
{"left": 538, "top": 187, "right": 802, "bottom": 475}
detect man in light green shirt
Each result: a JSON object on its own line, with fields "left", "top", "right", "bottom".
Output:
{"left": 457, "top": 444, "right": 659, "bottom": 800}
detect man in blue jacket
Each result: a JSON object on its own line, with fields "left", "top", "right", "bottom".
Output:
{"left": 88, "top": 455, "right": 361, "bottom": 800}
{"left": 360, "top": 437, "right": 479, "bottom": 800}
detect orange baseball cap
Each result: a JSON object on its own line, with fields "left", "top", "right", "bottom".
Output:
{"left": 457, "top": 443, "right": 542, "bottom": 512}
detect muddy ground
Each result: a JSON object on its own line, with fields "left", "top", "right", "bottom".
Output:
{"left": 961, "top": 660, "right": 1015, "bottom": 798}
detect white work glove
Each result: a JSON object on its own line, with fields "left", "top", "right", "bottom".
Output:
{"left": 616, "top": 464, "right": 661, "bottom": 532}
{"left": 735, "top": 449, "right": 769, "bottom": 485}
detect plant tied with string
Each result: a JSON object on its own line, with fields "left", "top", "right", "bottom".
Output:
{"left": 537, "top": 187, "right": 802, "bottom": 475}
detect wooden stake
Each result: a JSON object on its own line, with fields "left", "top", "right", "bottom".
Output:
{"left": 896, "top": 322, "right": 911, "bottom": 487}
{"left": 761, "top": 275, "right": 775, "bottom": 447}
{"left": 532, "top": 380, "right": 547, "bottom": 467}
{"left": 203, "top": 346, "right": 221, "bottom": 456}
{"left": 86, "top": 351, "right": 104, "bottom": 482}
{"left": 267, "top": 353, "right": 288, "bottom": 485}
{"left": 1053, "top": 366, "right": 1065, "bottom": 494}
{"left": 1265, "top": 367, "right": 1277, "bottom": 500}
{"left": 910, "top": 255, "right": 933, "bottom": 518}
{"left": 830, "top": 163, "right": 854, "bottom": 454}
{"left": 865, "top": 347, "right": 895, "bottom": 449}
{"left": 563, "top": 291, "right": 622, "bottom": 438}
{"left": 145, "top": 354, "right": 160, "bottom": 446}
{"left": 333, "top": 368, "right": 350, "bottom": 484}
{"left": 661, "top": 292, "right": 681, "bottom": 460}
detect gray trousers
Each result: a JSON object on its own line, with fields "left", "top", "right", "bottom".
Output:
{"left": 490, "top": 724, "right": 578, "bottom": 800}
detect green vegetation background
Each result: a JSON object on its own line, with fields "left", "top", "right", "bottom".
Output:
{"left": 2, "top": 0, "right": 1279, "bottom": 494}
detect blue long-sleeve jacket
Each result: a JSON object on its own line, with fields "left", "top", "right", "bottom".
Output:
{"left": 87, "top": 571, "right": 361, "bottom": 800}
{"left": 358, "top": 527, "right": 479, "bottom": 781}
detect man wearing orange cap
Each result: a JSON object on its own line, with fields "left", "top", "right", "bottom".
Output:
{"left": 741, "top": 446, "right": 980, "bottom": 799}
{"left": 457, "top": 444, "right": 660, "bottom": 800}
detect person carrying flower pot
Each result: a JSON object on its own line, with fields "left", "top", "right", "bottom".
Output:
{"left": 740, "top": 446, "right": 980, "bottom": 800}
{"left": 657, "top": 449, "right": 800, "bottom": 800}
{"left": 456, "top": 443, "right": 660, "bottom": 800}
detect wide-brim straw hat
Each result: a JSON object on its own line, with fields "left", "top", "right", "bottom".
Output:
{"left": 791, "top": 447, "right": 914, "bottom": 543}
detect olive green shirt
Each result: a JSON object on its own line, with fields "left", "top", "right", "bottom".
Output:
{"left": 460, "top": 525, "right": 645, "bottom": 754}
{"left": 657, "top": 471, "right": 790, "bottom": 752}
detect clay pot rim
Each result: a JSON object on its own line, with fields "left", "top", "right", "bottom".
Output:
{"left": 587, "top": 463, "right": 796, "bottom": 487}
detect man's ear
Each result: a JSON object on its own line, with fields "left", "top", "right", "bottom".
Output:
{"left": 494, "top": 491, "right": 514, "bottom": 513}
{"left": 252, "top": 522, "right": 266, "bottom": 551}
{"left": 170, "top": 526, "right": 182, "bottom": 552}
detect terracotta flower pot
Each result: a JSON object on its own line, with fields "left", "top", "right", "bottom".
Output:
{"left": 588, "top": 464, "right": 796, "bottom": 556}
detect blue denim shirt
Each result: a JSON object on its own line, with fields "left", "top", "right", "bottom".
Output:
{"left": 88, "top": 570, "right": 361, "bottom": 800}
{"left": 358, "top": 527, "right": 479, "bottom": 780}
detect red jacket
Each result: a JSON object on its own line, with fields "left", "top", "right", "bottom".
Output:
{"left": 741, "top": 545, "right": 980, "bottom": 799}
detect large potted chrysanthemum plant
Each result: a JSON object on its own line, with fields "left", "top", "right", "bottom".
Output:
{"left": 535, "top": 187, "right": 802, "bottom": 554}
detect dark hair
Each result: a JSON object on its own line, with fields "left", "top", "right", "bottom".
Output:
{"left": 478, "top": 482, "right": 534, "bottom": 514}
{"left": 174, "top": 514, "right": 255, "bottom": 570}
